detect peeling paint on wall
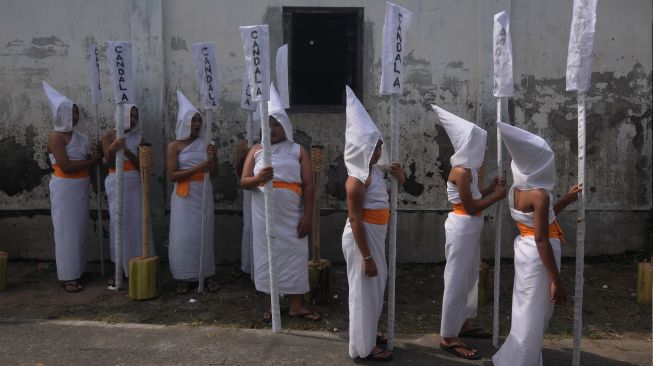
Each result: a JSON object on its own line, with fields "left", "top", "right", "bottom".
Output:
{"left": 0, "top": 126, "right": 48, "bottom": 196}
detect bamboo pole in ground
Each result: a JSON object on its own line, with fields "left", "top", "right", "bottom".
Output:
{"left": 113, "top": 103, "right": 125, "bottom": 291}
{"left": 386, "top": 94, "right": 399, "bottom": 351}
{"left": 307, "top": 146, "right": 330, "bottom": 305}
{"left": 492, "top": 97, "right": 504, "bottom": 348}
{"left": 197, "top": 110, "right": 213, "bottom": 294}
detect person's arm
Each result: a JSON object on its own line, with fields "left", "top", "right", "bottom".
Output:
{"left": 297, "top": 147, "right": 313, "bottom": 238}
{"left": 48, "top": 132, "right": 100, "bottom": 173}
{"left": 166, "top": 141, "right": 210, "bottom": 182}
{"left": 532, "top": 189, "right": 567, "bottom": 305}
{"left": 240, "top": 144, "right": 272, "bottom": 190}
{"left": 554, "top": 184, "right": 582, "bottom": 215}
{"left": 480, "top": 176, "right": 500, "bottom": 197}
{"left": 101, "top": 131, "right": 123, "bottom": 168}
{"left": 454, "top": 167, "right": 506, "bottom": 215}
{"left": 345, "top": 176, "right": 379, "bottom": 277}
{"left": 388, "top": 162, "right": 406, "bottom": 198}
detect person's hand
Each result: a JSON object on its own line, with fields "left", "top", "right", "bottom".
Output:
{"left": 206, "top": 144, "right": 216, "bottom": 156}
{"left": 551, "top": 279, "right": 567, "bottom": 305}
{"left": 494, "top": 177, "right": 507, "bottom": 199}
{"left": 362, "top": 257, "right": 378, "bottom": 277}
{"left": 389, "top": 162, "right": 406, "bottom": 187}
{"left": 489, "top": 177, "right": 500, "bottom": 190}
{"left": 198, "top": 160, "right": 212, "bottom": 172}
{"left": 256, "top": 167, "right": 274, "bottom": 184}
{"left": 565, "top": 184, "right": 583, "bottom": 202}
{"left": 109, "top": 137, "right": 126, "bottom": 154}
{"left": 297, "top": 214, "right": 312, "bottom": 238}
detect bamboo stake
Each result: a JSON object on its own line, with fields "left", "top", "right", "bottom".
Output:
{"left": 493, "top": 97, "right": 503, "bottom": 348}
{"left": 113, "top": 103, "right": 125, "bottom": 290}
{"left": 386, "top": 94, "right": 399, "bottom": 351}
{"left": 311, "top": 147, "right": 323, "bottom": 263}
{"left": 572, "top": 91, "right": 586, "bottom": 366}
{"left": 139, "top": 144, "right": 152, "bottom": 258}
{"left": 198, "top": 110, "right": 212, "bottom": 293}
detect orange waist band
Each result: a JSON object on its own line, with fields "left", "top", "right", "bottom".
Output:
{"left": 109, "top": 160, "right": 136, "bottom": 174}
{"left": 52, "top": 164, "right": 90, "bottom": 179}
{"left": 259, "top": 181, "right": 303, "bottom": 195}
{"left": 452, "top": 203, "right": 483, "bottom": 217}
{"left": 362, "top": 208, "right": 390, "bottom": 225}
{"left": 175, "top": 172, "right": 205, "bottom": 197}
{"left": 517, "top": 220, "right": 565, "bottom": 243}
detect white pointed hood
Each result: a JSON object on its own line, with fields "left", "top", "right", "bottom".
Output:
{"left": 345, "top": 86, "right": 383, "bottom": 183}
{"left": 497, "top": 121, "right": 556, "bottom": 191}
{"left": 43, "top": 81, "right": 74, "bottom": 132}
{"left": 114, "top": 103, "right": 139, "bottom": 132}
{"left": 431, "top": 105, "right": 487, "bottom": 170}
{"left": 268, "top": 83, "right": 293, "bottom": 142}
{"left": 175, "top": 90, "right": 200, "bottom": 140}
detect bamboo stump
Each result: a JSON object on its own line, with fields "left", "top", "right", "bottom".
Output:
{"left": 306, "top": 146, "right": 331, "bottom": 305}
{"left": 0, "top": 251, "right": 7, "bottom": 291}
{"left": 128, "top": 143, "right": 159, "bottom": 300}
{"left": 637, "top": 262, "right": 652, "bottom": 305}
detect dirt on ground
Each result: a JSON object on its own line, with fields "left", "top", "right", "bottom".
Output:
{"left": 0, "top": 252, "right": 650, "bottom": 341}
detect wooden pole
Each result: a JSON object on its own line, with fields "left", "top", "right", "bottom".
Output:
{"left": 386, "top": 94, "right": 399, "bottom": 351}
{"left": 198, "top": 110, "right": 212, "bottom": 293}
{"left": 493, "top": 97, "right": 503, "bottom": 348}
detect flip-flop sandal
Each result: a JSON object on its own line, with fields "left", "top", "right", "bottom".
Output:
{"left": 357, "top": 347, "right": 393, "bottom": 362}
{"left": 176, "top": 281, "right": 190, "bottom": 295}
{"left": 288, "top": 309, "right": 321, "bottom": 321}
{"left": 262, "top": 310, "right": 272, "bottom": 324}
{"left": 206, "top": 277, "right": 221, "bottom": 292}
{"left": 376, "top": 332, "right": 388, "bottom": 345}
{"left": 439, "top": 342, "right": 481, "bottom": 360}
{"left": 61, "top": 281, "right": 83, "bottom": 293}
{"left": 459, "top": 327, "right": 492, "bottom": 339}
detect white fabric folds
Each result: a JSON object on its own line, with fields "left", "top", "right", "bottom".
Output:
{"left": 268, "top": 83, "right": 293, "bottom": 142}
{"left": 43, "top": 81, "right": 73, "bottom": 133}
{"left": 175, "top": 90, "right": 200, "bottom": 140}
{"left": 493, "top": 11, "right": 514, "bottom": 97}
{"left": 345, "top": 86, "right": 383, "bottom": 183}
{"left": 431, "top": 105, "right": 487, "bottom": 170}
{"left": 497, "top": 122, "right": 555, "bottom": 191}
{"left": 380, "top": 2, "right": 413, "bottom": 95}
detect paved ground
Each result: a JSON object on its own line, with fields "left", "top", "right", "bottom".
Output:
{"left": 0, "top": 318, "right": 650, "bottom": 365}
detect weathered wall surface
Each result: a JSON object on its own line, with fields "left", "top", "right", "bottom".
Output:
{"left": 0, "top": 0, "right": 651, "bottom": 263}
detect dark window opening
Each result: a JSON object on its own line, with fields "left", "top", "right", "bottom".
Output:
{"left": 283, "top": 7, "right": 364, "bottom": 112}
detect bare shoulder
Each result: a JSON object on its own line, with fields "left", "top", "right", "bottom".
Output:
{"left": 449, "top": 166, "right": 471, "bottom": 184}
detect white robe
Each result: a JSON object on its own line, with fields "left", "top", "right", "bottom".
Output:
{"left": 342, "top": 166, "right": 389, "bottom": 359}
{"left": 48, "top": 130, "right": 90, "bottom": 281}
{"left": 241, "top": 189, "right": 253, "bottom": 274}
{"left": 105, "top": 130, "right": 153, "bottom": 276}
{"left": 252, "top": 140, "right": 308, "bottom": 295}
{"left": 168, "top": 138, "right": 216, "bottom": 281}
{"left": 493, "top": 188, "right": 561, "bottom": 366}
{"left": 440, "top": 169, "right": 483, "bottom": 338}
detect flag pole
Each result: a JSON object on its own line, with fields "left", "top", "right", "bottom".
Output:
{"left": 95, "top": 103, "right": 105, "bottom": 277}
{"left": 197, "top": 109, "right": 212, "bottom": 293}
{"left": 386, "top": 93, "right": 399, "bottom": 351}
{"left": 259, "top": 101, "right": 281, "bottom": 333}
{"left": 572, "top": 91, "right": 586, "bottom": 366}
{"left": 114, "top": 103, "right": 125, "bottom": 290}
{"left": 245, "top": 111, "right": 254, "bottom": 276}
{"left": 492, "top": 97, "right": 503, "bottom": 348}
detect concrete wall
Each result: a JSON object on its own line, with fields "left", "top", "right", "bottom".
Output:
{"left": 0, "top": 0, "right": 651, "bottom": 263}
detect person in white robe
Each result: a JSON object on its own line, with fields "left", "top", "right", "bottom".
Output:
{"left": 102, "top": 104, "right": 154, "bottom": 283}
{"left": 341, "top": 86, "right": 406, "bottom": 361}
{"left": 431, "top": 105, "right": 506, "bottom": 360}
{"left": 44, "top": 81, "right": 101, "bottom": 292}
{"left": 492, "top": 122, "right": 580, "bottom": 366}
{"left": 167, "top": 91, "right": 220, "bottom": 294}
{"left": 240, "top": 84, "right": 319, "bottom": 322}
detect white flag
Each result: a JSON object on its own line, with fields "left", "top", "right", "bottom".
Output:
{"left": 276, "top": 44, "right": 290, "bottom": 109}
{"left": 493, "top": 11, "right": 514, "bottom": 97}
{"left": 566, "top": 0, "right": 598, "bottom": 92}
{"left": 89, "top": 44, "right": 102, "bottom": 106}
{"left": 105, "top": 41, "right": 135, "bottom": 104}
{"left": 380, "top": 2, "right": 413, "bottom": 95}
{"left": 193, "top": 42, "right": 219, "bottom": 110}
{"left": 240, "top": 63, "right": 255, "bottom": 110}
{"left": 240, "top": 25, "right": 270, "bottom": 102}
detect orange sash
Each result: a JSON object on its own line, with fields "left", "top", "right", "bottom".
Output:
{"left": 362, "top": 208, "right": 390, "bottom": 225}
{"left": 258, "top": 181, "right": 303, "bottom": 195}
{"left": 52, "top": 164, "right": 90, "bottom": 179}
{"left": 109, "top": 160, "right": 136, "bottom": 174}
{"left": 452, "top": 203, "right": 483, "bottom": 217}
{"left": 175, "top": 172, "right": 205, "bottom": 197}
{"left": 517, "top": 220, "right": 565, "bottom": 243}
